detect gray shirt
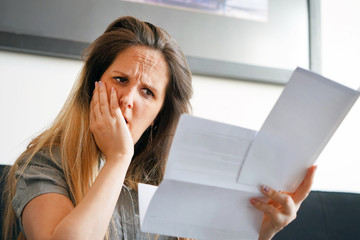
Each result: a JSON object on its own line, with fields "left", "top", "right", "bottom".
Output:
{"left": 12, "top": 148, "right": 177, "bottom": 240}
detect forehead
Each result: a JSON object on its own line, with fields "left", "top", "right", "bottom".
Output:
{"left": 110, "top": 46, "right": 169, "bottom": 81}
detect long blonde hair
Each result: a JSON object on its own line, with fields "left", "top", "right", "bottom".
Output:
{"left": 3, "top": 16, "right": 192, "bottom": 239}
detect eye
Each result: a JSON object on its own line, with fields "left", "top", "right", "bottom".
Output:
{"left": 142, "top": 88, "right": 155, "bottom": 98}
{"left": 113, "top": 76, "right": 128, "bottom": 83}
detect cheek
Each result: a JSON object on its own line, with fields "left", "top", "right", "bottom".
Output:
{"left": 139, "top": 108, "right": 156, "bottom": 126}
{"left": 137, "top": 104, "right": 161, "bottom": 127}
{"left": 148, "top": 102, "right": 163, "bottom": 119}
{"left": 132, "top": 103, "right": 163, "bottom": 143}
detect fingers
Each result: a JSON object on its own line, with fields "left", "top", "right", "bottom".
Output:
{"left": 252, "top": 167, "right": 317, "bottom": 237}
{"left": 250, "top": 197, "right": 293, "bottom": 232}
{"left": 250, "top": 197, "right": 280, "bottom": 218}
{"left": 258, "top": 185, "right": 296, "bottom": 214}
{"left": 293, "top": 165, "right": 317, "bottom": 204}
{"left": 251, "top": 185, "right": 297, "bottom": 232}
{"left": 109, "top": 87, "right": 124, "bottom": 121}
{"left": 98, "top": 81, "right": 112, "bottom": 118}
{"left": 91, "top": 82, "right": 101, "bottom": 122}
{"left": 90, "top": 81, "right": 113, "bottom": 121}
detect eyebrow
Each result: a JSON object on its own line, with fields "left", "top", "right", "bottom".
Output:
{"left": 113, "top": 70, "right": 130, "bottom": 78}
{"left": 112, "top": 70, "right": 160, "bottom": 96}
{"left": 143, "top": 82, "right": 160, "bottom": 96}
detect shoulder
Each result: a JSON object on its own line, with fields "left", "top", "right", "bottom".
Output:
{"left": 16, "top": 146, "right": 63, "bottom": 176}
{"left": 12, "top": 146, "right": 73, "bottom": 217}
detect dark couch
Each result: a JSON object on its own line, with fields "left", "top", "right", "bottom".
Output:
{"left": 1, "top": 164, "right": 359, "bottom": 239}
{"left": 274, "top": 190, "right": 360, "bottom": 240}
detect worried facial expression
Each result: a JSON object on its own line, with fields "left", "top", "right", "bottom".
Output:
{"left": 99, "top": 46, "right": 169, "bottom": 144}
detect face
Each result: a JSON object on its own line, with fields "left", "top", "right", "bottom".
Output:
{"left": 99, "top": 46, "right": 169, "bottom": 143}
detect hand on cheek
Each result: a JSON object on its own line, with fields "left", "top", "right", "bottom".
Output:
{"left": 90, "top": 81, "right": 134, "bottom": 162}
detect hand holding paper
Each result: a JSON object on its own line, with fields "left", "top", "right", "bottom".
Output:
{"left": 252, "top": 166, "right": 317, "bottom": 240}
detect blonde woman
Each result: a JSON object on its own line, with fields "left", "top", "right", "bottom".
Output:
{"left": 3, "top": 16, "right": 316, "bottom": 240}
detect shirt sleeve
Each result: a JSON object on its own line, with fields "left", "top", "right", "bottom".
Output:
{"left": 12, "top": 148, "right": 72, "bottom": 221}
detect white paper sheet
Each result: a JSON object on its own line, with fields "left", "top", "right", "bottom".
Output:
{"left": 138, "top": 68, "right": 360, "bottom": 239}
{"left": 138, "top": 183, "right": 158, "bottom": 226}
{"left": 164, "top": 115, "right": 257, "bottom": 191}
{"left": 139, "top": 181, "right": 263, "bottom": 240}
{"left": 237, "top": 68, "right": 360, "bottom": 191}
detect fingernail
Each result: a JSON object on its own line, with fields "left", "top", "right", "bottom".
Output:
{"left": 111, "top": 87, "right": 114, "bottom": 93}
{"left": 250, "top": 198, "right": 257, "bottom": 205}
{"left": 99, "top": 81, "right": 102, "bottom": 87}
{"left": 262, "top": 185, "right": 270, "bottom": 192}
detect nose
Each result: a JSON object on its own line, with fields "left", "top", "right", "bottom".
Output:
{"left": 120, "top": 87, "right": 135, "bottom": 109}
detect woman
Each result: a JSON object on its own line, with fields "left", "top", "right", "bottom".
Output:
{"left": 3, "top": 16, "right": 316, "bottom": 240}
